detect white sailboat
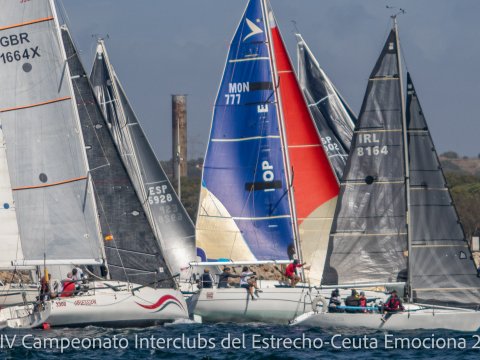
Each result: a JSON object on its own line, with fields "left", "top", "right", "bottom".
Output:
{"left": 189, "top": 0, "right": 387, "bottom": 324}
{"left": 291, "top": 16, "right": 480, "bottom": 332}
{"left": 0, "top": 0, "right": 188, "bottom": 328}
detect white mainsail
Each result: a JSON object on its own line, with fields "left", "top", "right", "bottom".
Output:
{"left": 0, "top": 0, "right": 104, "bottom": 276}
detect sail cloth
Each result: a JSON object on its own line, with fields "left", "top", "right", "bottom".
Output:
{"left": 323, "top": 30, "right": 408, "bottom": 285}
{"left": 90, "top": 42, "right": 195, "bottom": 276}
{"left": 0, "top": 123, "right": 23, "bottom": 268}
{"left": 196, "top": 0, "right": 295, "bottom": 261}
{"left": 407, "top": 73, "right": 480, "bottom": 308}
{"left": 61, "top": 28, "right": 174, "bottom": 287}
{"left": 0, "top": 0, "right": 103, "bottom": 265}
{"left": 296, "top": 34, "right": 356, "bottom": 181}
{"left": 268, "top": 8, "right": 339, "bottom": 284}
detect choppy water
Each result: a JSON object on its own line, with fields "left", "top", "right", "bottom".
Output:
{"left": 1, "top": 321, "right": 479, "bottom": 359}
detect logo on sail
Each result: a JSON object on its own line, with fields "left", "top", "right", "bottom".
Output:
{"left": 136, "top": 295, "right": 185, "bottom": 313}
{"left": 243, "top": 18, "right": 263, "bottom": 41}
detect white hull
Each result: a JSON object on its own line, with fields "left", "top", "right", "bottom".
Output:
{"left": 190, "top": 286, "right": 313, "bottom": 324}
{"left": 1, "top": 281, "right": 188, "bottom": 328}
{"left": 190, "top": 282, "right": 387, "bottom": 324}
{"left": 291, "top": 306, "right": 480, "bottom": 332}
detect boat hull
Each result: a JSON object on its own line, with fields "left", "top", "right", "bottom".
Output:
{"left": 190, "top": 286, "right": 314, "bottom": 324}
{"left": 291, "top": 307, "right": 480, "bottom": 332}
{"left": 189, "top": 284, "right": 386, "bottom": 324}
{"left": 1, "top": 281, "right": 188, "bottom": 328}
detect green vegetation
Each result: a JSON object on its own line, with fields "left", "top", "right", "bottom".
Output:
{"left": 163, "top": 156, "right": 480, "bottom": 235}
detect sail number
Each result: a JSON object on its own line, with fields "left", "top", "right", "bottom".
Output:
{"left": 148, "top": 185, "right": 173, "bottom": 205}
{"left": 225, "top": 82, "right": 250, "bottom": 105}
{"left": 0, "top": 33, "right": 40, "bottom": 64}
{"left": 322, "top": 136, "right": 340, "bottom": 152}
{"left": 357, "top": 146, "right": 388, "bottom": 156}
{"left": 356, "top": 132, "right": 388, "bottom": 157}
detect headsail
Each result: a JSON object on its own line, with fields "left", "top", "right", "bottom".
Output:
{"left": 90, "top": 42, "right": 196, "bottom": 275}
{"left": 407, "top": 73, "right": 480, "bottom": 308}
{"left": 196, "top": 0, "right": 295, "bottom": 261}
{"left": 0, "top": 0, "right": 103, "bottom": 272}
{"left": 268, "top": 7, "right": 339, "bottom": 284}
{"left": 61, "top": 28, "right": 174, "bottom": 287}
{"left": 296, "top": 34, "right": 356, "bottom": 181}
{"left": 323, "top": 29, "right": 408, "bottom": 285}
{"left": 0, "top": 122, "right": 23, "bottom": 268}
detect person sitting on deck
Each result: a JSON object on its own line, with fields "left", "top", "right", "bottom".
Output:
{"left": 217, "top": 267, "right": 240, "bottom": 288}
{"left": 240, "top": 266, "right": 262, "bottom": 300}
{"left": 60, "top": 273, "right": 76, "bottom": 298}
{"left": 285, "top": 260, "right": 305, "bottom": 287}
{"left": 381, "top": 289, "right": 404, "bottom": 321}
{"left": 359, "top": 291, "right": 368, "bottom": 313}
{"left": 344, "top": 289, "right": 360, "bottom": 313}
{"left": 328, "top": 288, "right": 344, "bottom": 313}
{"left": 200, "top": 268, "right": 214, "bottom": 289}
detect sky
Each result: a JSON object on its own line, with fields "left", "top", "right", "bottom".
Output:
{"left": 60, "top": 0, "right": 480, "bottom": 160}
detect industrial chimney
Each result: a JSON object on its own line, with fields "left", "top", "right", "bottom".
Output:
{"left": 172, "top": 95, "right": 188, "bottom": 197}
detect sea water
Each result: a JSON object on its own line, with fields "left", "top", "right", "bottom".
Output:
{"left": 1, "top": 322, "right": 479, "bottom": 359}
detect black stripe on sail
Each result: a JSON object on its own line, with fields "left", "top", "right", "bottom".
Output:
{"left": 245, "top": 181, "right": 282, "bottom": 191}
{"left": 250, "top": 82, "right": 273, "bottom": 91}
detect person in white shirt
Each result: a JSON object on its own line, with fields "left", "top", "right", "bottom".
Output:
{"left": 240, "top": 266, "right": 262, "bottom": 300}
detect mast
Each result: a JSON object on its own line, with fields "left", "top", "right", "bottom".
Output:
{"left": 261, "top": 0, "right": 302, "bottom": 265}
{"left": 394, "top": 16, "right": 412, "bottom": 301}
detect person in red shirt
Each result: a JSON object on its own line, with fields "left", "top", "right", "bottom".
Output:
{"left": 359, "top": 291, "right": 367, "bottom": 313}
{"left": 381, "top": 290, "right": 404, "bottom": 322}
{"left": 60, "top": 273, "right": 76, "bottom": 298}
{"left": 285, "top": 259, "right": 306, "bottom": 287}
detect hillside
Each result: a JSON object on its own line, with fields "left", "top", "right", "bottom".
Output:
{"left": 165, "top": 155, "right": 480, "bottom": 239}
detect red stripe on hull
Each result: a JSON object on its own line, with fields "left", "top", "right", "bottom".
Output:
{"left": 270, "top": 26, "right": 339, "bottom": 223}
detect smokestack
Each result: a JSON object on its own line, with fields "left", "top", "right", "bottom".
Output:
{"left": 172, "top": 95, "right": 188, "bottom": 196}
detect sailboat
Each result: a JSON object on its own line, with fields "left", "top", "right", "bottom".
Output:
{"left": 0, "top": 0, "right": 188, "bottom": 328}
{"left": 190, "top": 0, "right": 343, "bottom": 324}
{"left": 296, "top": 34, "right": 357, "bottom": 181}
{"left": 291, "top": 17, "right": 480, "bottom": 332}
{"left": 90, "top": 41, "right": 196, "bottom": 279}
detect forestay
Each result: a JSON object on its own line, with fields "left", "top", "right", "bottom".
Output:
{"left": 62, "top": 28, "right": 174, "bottom": 287}
{"left": 0, "top": 0, "right": 103, "bottom": 267}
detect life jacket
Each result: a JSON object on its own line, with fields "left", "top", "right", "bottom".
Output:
{"left": 386, "top": 296, "right": 402, "bottom": 310}
{"left": 60, "top": 280, "right": 76, "bottom": 297}
{"left": 359, "top": 297, "right": 367, "bottom": 307}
